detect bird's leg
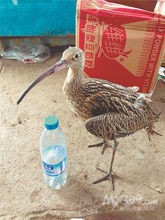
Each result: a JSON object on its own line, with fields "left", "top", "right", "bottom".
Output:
{"left": 93, "top": 138, "right": 118, "bottom": 190}
{"left": 88, "top": 140, "right": 110, "bottom": 155}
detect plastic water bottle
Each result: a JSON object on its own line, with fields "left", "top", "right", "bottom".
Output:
{"left": 40, "top": 116, "right": 67, "bottom": 190}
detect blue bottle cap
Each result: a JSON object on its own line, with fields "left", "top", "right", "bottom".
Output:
{"left": 44, "top": 116, "right": 59, "bottom": 130}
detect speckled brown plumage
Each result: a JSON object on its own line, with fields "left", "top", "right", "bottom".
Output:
{"left": 62, "top": 47, "right": 159, "bottom": 141}
{"left": 62, "top": 47, "right": 160, "bottom": 189}
{"left": 17, "top": 46, "right": 161, "bottom": 190}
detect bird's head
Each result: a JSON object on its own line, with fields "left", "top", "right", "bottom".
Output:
{"left": 17, "top": 47, "right": 84, "bottom": 105}
{"left": 61, "top": 47, "right": 84, "bottom": 70}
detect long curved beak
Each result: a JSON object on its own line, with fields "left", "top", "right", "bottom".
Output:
{"left": 17, "top": 59, "right": 68, "bottom": 105}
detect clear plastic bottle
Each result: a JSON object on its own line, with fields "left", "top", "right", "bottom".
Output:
{"left": 40, "top": 116, "right": 67, "bottom": 190}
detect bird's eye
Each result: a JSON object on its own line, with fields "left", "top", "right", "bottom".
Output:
{"left": 75, "top": 54, "right": 79, "bottom": 59}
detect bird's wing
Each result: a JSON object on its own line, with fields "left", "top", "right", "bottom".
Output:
{"left": 85, "top": 112, "right": 147, "bottom": 140}
{"left": 83, "top": 78, "right": 149, "bottom": 117}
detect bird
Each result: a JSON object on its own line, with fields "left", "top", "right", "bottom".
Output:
{"left": 17, "top": 46, "right": 161, "bottom": 190}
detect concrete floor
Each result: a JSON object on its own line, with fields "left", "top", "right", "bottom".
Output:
{"left": 0, "top": 52, "right": 165, "bottom": 220}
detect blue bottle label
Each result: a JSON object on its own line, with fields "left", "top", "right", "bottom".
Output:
{"left": 42, "top": 156, "right": 67, "bottom": 177}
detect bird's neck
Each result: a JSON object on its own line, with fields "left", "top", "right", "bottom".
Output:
{"left": 63, "top": 66, "right": 84, "bottom": 99}
{"left": 65, "top": 66, "right": 84, "bottom": 85}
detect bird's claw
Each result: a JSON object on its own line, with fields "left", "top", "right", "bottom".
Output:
{"left": 93, "top": 167, "right": 115, "bottom": 190}
{"left": 88, "top": 140, "right": 110, "bottom": 155}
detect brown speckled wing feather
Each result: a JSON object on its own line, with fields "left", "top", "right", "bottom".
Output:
{"left": 82, "top": 78, "right": 157, "bottom": 121}
{"left": 85, "top": 111, "right": 150, "bottom": 141}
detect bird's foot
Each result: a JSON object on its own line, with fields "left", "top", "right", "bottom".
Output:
{"left": 146, "top": 126, "right": 163, "bottom": 141}
{"left": 93, "top": 167, "right": 115, "bottom": 190}
{"left": 88, "top": 140, "right": 110, "bottom": 155}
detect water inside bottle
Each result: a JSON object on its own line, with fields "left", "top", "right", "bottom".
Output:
{"left": 42, "top": 145, "right": 67, "bottom": 189}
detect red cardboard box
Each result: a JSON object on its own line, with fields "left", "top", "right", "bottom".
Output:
{"left": 76, "top": 0, "right": 165, "bottom": 94}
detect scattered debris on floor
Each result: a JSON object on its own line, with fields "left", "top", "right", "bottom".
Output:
{"left": 0, "top": 39, "right": 50, "bottom": 63}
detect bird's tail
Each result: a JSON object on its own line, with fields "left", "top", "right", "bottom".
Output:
{"left": 147, "top": 105, "right": 161, "bottom": 122}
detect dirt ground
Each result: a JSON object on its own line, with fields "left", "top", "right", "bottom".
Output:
{"left": 0, "top": 50, "right": 165, "bottom": 220}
